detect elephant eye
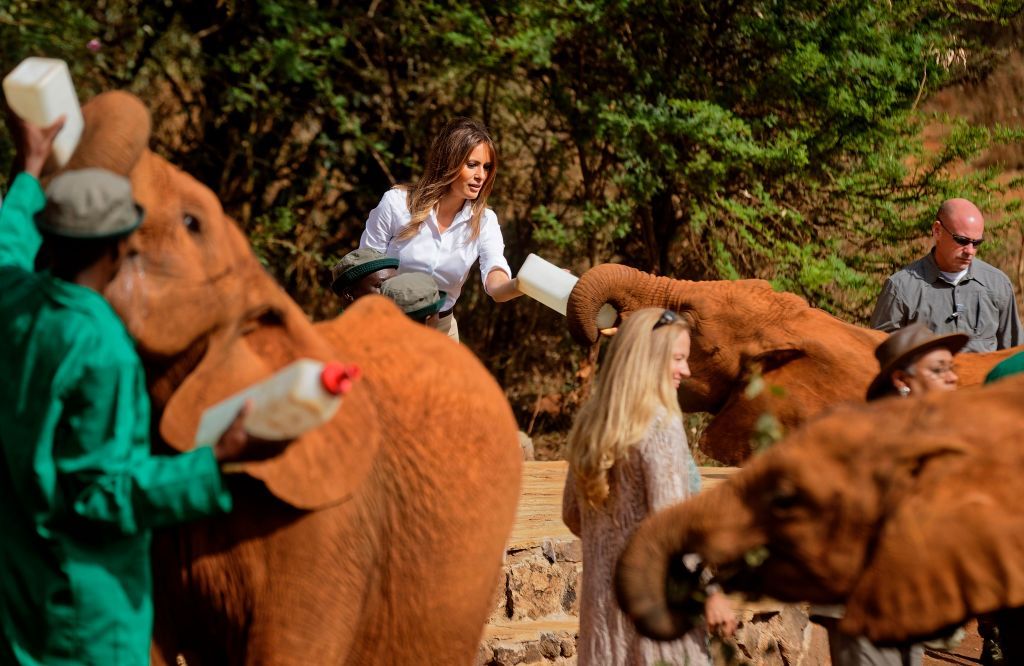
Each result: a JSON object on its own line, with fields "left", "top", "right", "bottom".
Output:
{"left": 767, "top": 480, "right": 802, "bottom": 516}
{"left": 771, "top": 491, "right": 799, "bottom": 511}
{"left": 183, "top": 213, "right": 201, "bottom": 233}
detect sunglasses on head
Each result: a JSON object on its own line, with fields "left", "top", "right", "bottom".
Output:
{"left": 653, "top": 309, "right": 681, "bottom": 330}
{"left": 938, "top": 219, "right": 984, "bottom": 248}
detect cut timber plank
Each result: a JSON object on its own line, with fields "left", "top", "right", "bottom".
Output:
{"left": 508, "top": 462, "right": 739, "bottom": 549}
{"left": 483, "top": 617, "right": 580, "bottom": 642}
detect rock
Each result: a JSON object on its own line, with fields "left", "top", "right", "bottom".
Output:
{"left": 518, "top": 431, "right": 536, "bottom": 461}
{"left": 538, "top": 633, "right": 561, "bottom": 659}
{"left": 713, "top": 603, "right": 829, "bottom": 666}
{"left": 490, "top": 645, "right": 518, "bottom": 665}
{"left": 541, "top": 539, "right": 556, "bottom": 564}
{"left": 490, "top": 642, "right": 545, "bottom": 665}
{"left": 554, "top": 539, "right": 582, "bottom": 563}
{"left": 502, "top": 540, "right": 582, "bottom": 620}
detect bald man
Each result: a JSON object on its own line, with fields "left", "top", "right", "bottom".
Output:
{"left": 870, "top": 198, "right": 1021, "bottom": 352}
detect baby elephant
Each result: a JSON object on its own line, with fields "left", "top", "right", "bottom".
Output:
{"left": 616, "top": 372, "right": 1024, "bottom": 646}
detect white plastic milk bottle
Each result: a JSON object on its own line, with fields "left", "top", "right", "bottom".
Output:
{"left": 193, "top": 359, "right": 362, "bottom": 445}
{"left": 3, "top": 57, "right": 84, "bottom": 167}
{"left": 516, "top": 253, "right": 618, "bottom": 329}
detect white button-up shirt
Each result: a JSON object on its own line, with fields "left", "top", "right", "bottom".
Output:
{"left": 359, "top": 188, "right": 512, "bottom": 311}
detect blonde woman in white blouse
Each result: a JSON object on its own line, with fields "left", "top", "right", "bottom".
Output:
{"left": 359, "top": 117, "right": 522, "bottom": 341}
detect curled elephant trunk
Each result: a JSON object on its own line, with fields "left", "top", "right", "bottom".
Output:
{"left": 567, "top": 264, "right": 673, "bottom": 344}
{"left": 615, "top": 485, "right": 761, "bottom": 641}
{"left": 65, "top": 91, "right": 152, "bottom": 177}
{"left": 615, "top": 506, "right": 705, "bottom": 640}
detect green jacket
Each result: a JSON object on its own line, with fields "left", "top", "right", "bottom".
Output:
{"left": 0, "top": 173, "right": 233, "bottom": 665}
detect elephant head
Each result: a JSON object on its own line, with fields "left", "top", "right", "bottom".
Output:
{"left": 567, "top": 263, "right": 886, "bottom": 463}
{"left": 567, "top": 263, "right": 1018, "bottom": 464}
{"left": 49, "top": 92, "right": 523, "bottom": 665}
{"left": 61, "top": 91, "right": 383, "bottom": 508}
{"left": 615, "top": 373, "right": 1024, "bottom": 644}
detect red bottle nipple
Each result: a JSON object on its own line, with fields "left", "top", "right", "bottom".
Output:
{"left": 321, "top": 362, "right": 362, "bottom": 395}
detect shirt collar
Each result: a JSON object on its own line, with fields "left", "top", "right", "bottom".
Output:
{"left": 428, "top": 200, "right": 474, "bottom": 230}
{"left": 923, "top": 249, "right": 984, "bottom": 286}
{"left": 453, "top": 200, "right": 474, "bottom": 226}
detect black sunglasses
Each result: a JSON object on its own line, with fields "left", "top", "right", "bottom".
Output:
{"left": 653, "top": 309, "right": 681, "bottom": 330}
{"left": 938, "top": 219, "right": 984, "bottom": 248}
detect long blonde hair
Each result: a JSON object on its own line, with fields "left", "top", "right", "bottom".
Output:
{"left": 397, "top": 117, "right": 498, "bottom": 242}
{"left": 567, "top": 308, "right": 690, "bottom": 507}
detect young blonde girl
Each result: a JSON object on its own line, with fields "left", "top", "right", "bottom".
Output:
{"left": 563, "top": 307, "right": 735, "bottom": 665}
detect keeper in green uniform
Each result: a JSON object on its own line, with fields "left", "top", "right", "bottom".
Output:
{"left": 0, "top": 117, "right": 284, "bottom": 665}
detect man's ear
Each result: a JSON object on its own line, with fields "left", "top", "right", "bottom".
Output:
{"left": 105, "top": 237, "right": 130, "bottom": 278}
{"left": 113, "top": 236, "right": 130, "bottom": 260}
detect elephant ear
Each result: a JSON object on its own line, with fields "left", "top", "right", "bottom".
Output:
{"left": 62, "top": 91, "right": 152, "bottom": 176}
{"left": 159, "top": 306, "right": 380, "bottom": 510}
{"left": 840, "top": 440, "right": 1024, "bottom": 643}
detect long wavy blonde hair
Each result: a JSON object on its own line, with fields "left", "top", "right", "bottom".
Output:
{"left": 397, "top": 117, "right": 498, "bottom": 242}
{"left": 567, "top": 307, "right": 690, "bottom": 507}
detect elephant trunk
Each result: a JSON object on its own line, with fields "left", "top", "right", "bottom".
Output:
{"left": 567, "top": 264, "right": 678, "bottom": 344}
{"left": 64, "top": 91, "right": 152, "bottom": 178}
{"left": 615, "top": 485, "right": 760, "bottom": 640}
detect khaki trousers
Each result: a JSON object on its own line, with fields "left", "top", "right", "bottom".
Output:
{"left": 434, "top": 313, "right": 459, "bottom": 342}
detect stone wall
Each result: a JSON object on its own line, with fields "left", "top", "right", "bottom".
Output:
{"left": 479, "top": 536, "right": 581, "bottom": 665}
{"left": 478, "top": 462, "right": 831, "bottom": 665}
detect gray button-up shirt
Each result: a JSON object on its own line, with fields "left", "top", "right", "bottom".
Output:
{"left": 870, "top": 251, "right": 1022, "bottom": 352}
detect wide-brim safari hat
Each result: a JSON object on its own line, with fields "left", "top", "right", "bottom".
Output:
{"left": 380, "top": 272, "right": 446, "bottom": 320}
{"left": 330, "top": 248, "right": 400, "bottom": 293}
{"left": 865, "top": 322, "right": 969, "bottom": 401}
{"left": 35, "top": 168, "right": 144, "bottom": 239}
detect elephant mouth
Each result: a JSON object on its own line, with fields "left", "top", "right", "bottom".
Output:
{"left": 618, "top": 534, "right": 774, "bottom": 641}
{"left": 664, "top": 547, "right": 771, "bottom": 615}
{"left": 677, "top": 376, "right": 731, "bottom": 415}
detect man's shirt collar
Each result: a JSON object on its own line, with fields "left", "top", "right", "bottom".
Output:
{"left": 922, "top": 248, "right": 986, "bottom": 287}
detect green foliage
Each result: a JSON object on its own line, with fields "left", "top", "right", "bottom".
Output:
{"left": 489, "top": 0, "right": 1024, "bottom": 317}
{"left": 751, "top": 412, "right": 784, "bottom": 454}
{"left": 2, "top": 0, "right": 1023, "bottom": 442}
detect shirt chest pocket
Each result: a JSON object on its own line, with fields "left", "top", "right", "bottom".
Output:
{"left": 967, "top": 297, "right": 1000, "bottom": 341}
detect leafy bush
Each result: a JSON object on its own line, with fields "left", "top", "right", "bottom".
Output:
{"left": 3, "top": 1, "right": 1022, "bottom": 445}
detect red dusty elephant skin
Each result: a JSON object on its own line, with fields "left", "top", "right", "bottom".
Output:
{"left": 615, "top": 373, "right": 1024, "bottom": 645}
{"left": 567, "top": 263, "right": 1020, "bottom": 464}
{"left": 56, "top": 91, "right": 523, "bottom": 664}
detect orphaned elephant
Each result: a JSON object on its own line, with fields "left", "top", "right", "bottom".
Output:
{"left": 615, "top": 372, "right": 1024, "bottom": 645}
{"left": 55, "top": 91, "right": 522, "bottom": 664}
{"left": 567, "top": 263, "right": 1019, "bottom": 463}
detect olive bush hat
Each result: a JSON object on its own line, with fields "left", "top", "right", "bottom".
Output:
{"left": 380, "top": 272, "right": 446, "bottom": 320}
{"left": 866, "top": 322, "right": 968, "bottom": 401}
{"left": 330, "top": 248, "right": 400, "bottom": 293}
{"left": 36, "top": 168, "right": 144, "bottom": 238}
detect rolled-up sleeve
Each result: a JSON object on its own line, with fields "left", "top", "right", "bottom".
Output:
{"left": 870, "top": 278, "right": 907, "bottom": 332}
{"left": 477, "top": 210, "right": 512, "bottom": 289}
{"left": 359, "top": 189, "right": 400, "bottom": 253}
{"left": 58, "top": 354, "right": 232, "bottom": 535}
